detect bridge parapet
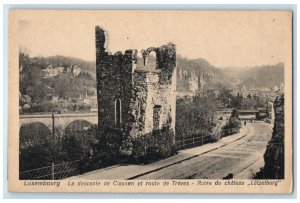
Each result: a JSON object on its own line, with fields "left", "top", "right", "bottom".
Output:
{"left": 19, "top": 113, "right": 98, "bottom": 136}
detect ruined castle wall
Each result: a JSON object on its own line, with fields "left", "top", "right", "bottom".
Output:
{"left": 126, "top": 43, "right": 176, "bottom": 140}
{"left": 125, "top": 69, "right": 176, "bottom": 159}
{"left": 96, "top": 26, "right": 176, "bottom": 159}
{"left": 125, "top": 70, "right": 152, "bottom": 138}
{"left": 157, "top": 44, "right": 177, "bottom": 136}
{"left": 96, "top": 27, "right": 138, "bottom": 131}
{"left": 97, "top": 53, "right": 136, "bottom": 129}
{"left": 137, "top": 71, "right": 159, "bottom": 135}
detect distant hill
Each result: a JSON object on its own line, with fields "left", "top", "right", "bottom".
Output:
{"left": 176, "top": 56, "right": 231, "bottom": 92}
{"left": 221, "top": 63, "right": 284, "bottom": 90}
{"left": 245, "top": 63, "right": 284, "bottom": 89}
{"left": 29, "top": 55, "right": 96, "bottom": 77}
{"left": 19, "top": 53, "right": 97, "bottom": 104}
{"left": 21, "top": 52, "right": 284, "bottom": 94}
{"left": 177, "top": 56, "right": 220, "bottom": 76}
{"left": 178, "top": 57, "right": 219, "bottom": 73}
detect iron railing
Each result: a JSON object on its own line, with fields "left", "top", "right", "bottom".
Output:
{"left": 175, "top": 133, "right": 212, "bottom": 150}
{"left": 19, "top": 153, "right": 115, "bottom": 180}
{"left": 175, "top": 124, "right": 241, "bottom": 150}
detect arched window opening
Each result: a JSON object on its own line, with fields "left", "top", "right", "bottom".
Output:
{"left": 148, "top": 51, "right": 157, "bottom": 70}
{"left": 115, "top": 99, "right": 122, "bottom": 127}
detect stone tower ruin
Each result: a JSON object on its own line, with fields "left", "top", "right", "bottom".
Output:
{"left": 95, "top": 26, "right": 177, "bottom": 159}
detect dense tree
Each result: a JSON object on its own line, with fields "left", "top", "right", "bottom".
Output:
{"left": 20, "top": 124, "right": 99, "bottom": 172}
{"left": 230, "top": 93, "right": 243, "bottom": 109}
{"left": 62, "top": 125, "right": 98, "bottom": 161}
{"left": 176, "top": 95, "right": 217, "bottom": 140}
{"left": 19, "top": 129, "right": 62, "bottom": 171}
{"left": 20, "top": 63, "right": 49, "bottom": 103}
{"left": 218, "top": 86, "right": 233, "bottom": 107}
{"left": 221, "top": 108, "right": 241, "bottom": 137}
{"left": 53, "top": 73, "right": 72, "bottom": 99}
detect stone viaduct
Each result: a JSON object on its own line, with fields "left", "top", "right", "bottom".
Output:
{"left": 19, "top": 113, "right": 98, "bottom": 137}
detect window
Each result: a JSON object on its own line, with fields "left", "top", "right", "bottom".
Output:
{"left": 115, "top": 99, "right": 122, "bottom": 127}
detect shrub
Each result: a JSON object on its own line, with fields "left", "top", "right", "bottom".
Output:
{"left": 130, "top": 127, "right": 175, "bottom": 164}
{"left": 221, "top": 109, "right": 241, "bottom": 137}
{"left": 19, "top": 135, "right": 62, "bottom": 171}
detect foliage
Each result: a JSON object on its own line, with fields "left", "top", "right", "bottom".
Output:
{"left": 176, "top": 95, "right": 217, "bottom": 141}
{"left": 19, "top": 52, "right": 96, "bottom": 113}
{"left": 229, "top": 93, "right": 243, "bottom": 108}
{"left": 217, "top": 86, "right": 267, "bottom": 109}
{"left": 61, "top": 135, "right": 87, "bottom": 161}
{"left": 230, "top": 92, "right": 267, "bottom": 109}
{"left": 19, "top": 133, "right": 63, "bottom": 171}
{"left": 62, "top": 125, "right": 98, "bottom": 161}
{"left": 218, "top": 86, "right": 234, "bottom": 107}
{"left": 53, "top": 72, "right": 95, "bottom": 99}
{"left": 19, "top": 67, "right": 49, "bottom": 103}
{"left": 19, "top": 124, "right": 99, "bottom": 171}
{"left": 221, "top": 109, "right": 242, "bottom": 137}
{"left": 130, "top": 127, "right": 175, "bottom": 164}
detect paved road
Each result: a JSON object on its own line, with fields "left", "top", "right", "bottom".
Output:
{"left": 135, "top": 122, "right": 272, "bottom": 179}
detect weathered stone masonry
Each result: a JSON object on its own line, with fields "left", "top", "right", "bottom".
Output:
{"left": 261, "top": 94, "right": 284, "bottom": 179}
{"left": 95, "top": 26, "right": 177, "bottom": 159}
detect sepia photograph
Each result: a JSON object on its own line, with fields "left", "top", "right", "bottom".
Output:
{"left": 8, "top": 9, "right": 293, "bottom": 193}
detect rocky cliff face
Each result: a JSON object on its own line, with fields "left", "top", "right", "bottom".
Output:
{"left": 259, "top": 94, "right": 284, "bottom": 179}
{"left": 176, "top": 56, "right": 221, "bottom": 92}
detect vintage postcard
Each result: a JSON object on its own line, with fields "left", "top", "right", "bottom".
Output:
{"left": 8, "top": 10, "right": 293, "bottom": 193}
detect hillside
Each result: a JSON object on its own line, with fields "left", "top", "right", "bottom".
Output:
{"left": 221, "top": 63, "right": 284, "bottom": 90}
{"left": 20, "top": 52, "right": 284, "bottom": 99}
{"left": 177, "top": 56, "right": 220, "bottom": 75}
{"left": 27, "top": 55, "right": 96, "bottom": 77}
{"left": 19, "top": 53, "right": 97, "bottom": 107}
{"left": 176, "top": 56, "right": 225, "bottom": 92}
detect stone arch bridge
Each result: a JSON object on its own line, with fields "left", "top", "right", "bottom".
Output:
{"left": 19, "top": 113, "right": 98, "bottom": 136}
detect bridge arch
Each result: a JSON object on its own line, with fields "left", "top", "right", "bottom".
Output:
{"left": 65, "top": 119, "right": 94, "bottom": 135}
{"left": 19, "top": 122, "right": 51, "bottom": 149}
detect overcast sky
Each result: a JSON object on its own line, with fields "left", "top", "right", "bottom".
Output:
{"left": 18, "top": 10, "right": 291, "bottom": 68}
